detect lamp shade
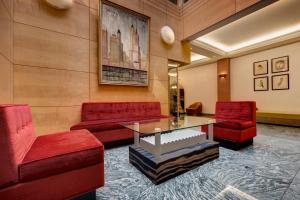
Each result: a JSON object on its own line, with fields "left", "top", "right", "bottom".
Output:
{"left": 45, "top": 0, "right": 73, "bottom": 9}
{"left": 160, "top": 26, "right": 175, "bottom": 45}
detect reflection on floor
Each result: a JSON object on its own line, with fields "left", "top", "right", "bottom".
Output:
{"left": 97, "top": 124, "right": 300, "bottom": 200}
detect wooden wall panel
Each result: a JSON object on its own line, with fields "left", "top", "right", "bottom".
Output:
{"left": 0, "top": 54, "right": 13, "bottom": 103}
{"left": 31, "top": 106, "right": 81, "bottom": 135}
{"left": 89, "top": 7, "right": 98, "bottom": 41}
{"left": 75, "top": 0, "right": 89, "bottom": 7}
{"left": 183, "top": 0, "right": 236, "bottom": 39}
{"left": 0, "top": 1, "right": 12, "bottom": 61}
{"left": 13, "top": 65, "right": 89, "bottom": 106}
{"left": 14, "top": 0, "right": 90, "bottom": 39}
{"left": 149, "top": 55, "right": 168, "bottom": 81}
{"left": 0, "top": 0, "right": 13, "bottom": 104}
{"left": 236, "top": 0, "right": 259, "bottom": 12}
{"left": 14, "top": 23, "right": 89, "bottom": 72}
{"left": 217, "top": 58, "right": 231, "bottom": 101}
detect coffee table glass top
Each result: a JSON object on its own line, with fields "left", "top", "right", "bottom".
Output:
{"left": 120, "top": 116, "right": 223, "bottom": 135}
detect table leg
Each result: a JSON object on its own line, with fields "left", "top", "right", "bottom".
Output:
{"left": 208, "top": 124, "right": 214, "bottom": 141}
{"left": 155, "top": 132, "right": 161, "bottom": 160}
{"left": 134, "top": 122, "right": 140, "bottom": 146}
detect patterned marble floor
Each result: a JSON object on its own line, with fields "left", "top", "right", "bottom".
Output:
{"left": 97, "top": 124, "right": 300, "bottom": 200}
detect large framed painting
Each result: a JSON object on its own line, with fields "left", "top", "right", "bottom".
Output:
{"left": 253, "top": 60, "right": 268, "bottom": 76}
{"left": 271, "top": 56, "right": 289, "bottom": 73}
{"left": 254, "top": 76, "right": 269, "bottom": 91}
{"left": 100, "top": 1, "right": 150, "bottom": 86}
{"left": 272, "top": 74, "right": 289, "bottom": 90}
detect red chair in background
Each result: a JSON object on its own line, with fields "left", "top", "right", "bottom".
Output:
{"left": 0, "top": 104, "right": 104, "bottom": 200}
{"left": 186, "top": 102, "right": 202, "bottom": 116}
{"left": 203, "top": 101, "right": 256, "bottom": 150}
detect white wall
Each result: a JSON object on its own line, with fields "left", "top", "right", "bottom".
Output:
{"left": 231, "top": 42, "right": 300, "bottom": 114}
{"left": 179, "top": 63, "right": 217, "bottom": 114}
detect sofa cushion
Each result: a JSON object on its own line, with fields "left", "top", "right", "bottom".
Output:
{"left": 215, "top": 120, "right": 254, "bottom": 130}
{"left": 81, "top": 102, "right": 162, "bottom": 121}
{"left": 19, "top": 130, "right": 103, "bottom": 182}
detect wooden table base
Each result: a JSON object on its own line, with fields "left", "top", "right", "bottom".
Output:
{"left": 129, "top": 141, "right": 219, "bottom": 185}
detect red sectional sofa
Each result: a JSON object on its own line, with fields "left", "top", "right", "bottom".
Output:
{"left": 203, "top": 101, "right": 257, "bottom": 150}
{"left": 0, "top": 104, "right": 104, "bottom": 200}
{"left": 71, "top": 102, "right": 168, "bottom": 148}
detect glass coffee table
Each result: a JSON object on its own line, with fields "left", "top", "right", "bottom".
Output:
{"left": 120, "top": 116, "right": 223, "bottom": 185}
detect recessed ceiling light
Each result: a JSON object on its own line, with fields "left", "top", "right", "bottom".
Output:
{"left": 191, "top": 52, "right": 208, "bottom": 62}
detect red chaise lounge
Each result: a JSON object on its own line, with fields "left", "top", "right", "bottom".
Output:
{"left": 0, "top": 104, "right": 104, "bottom": 200}
{"left": 71, "top": 102, "right": 167, "bottom": 148}
{"left": 203, "top": 101, "right": 257, "bottom": 150}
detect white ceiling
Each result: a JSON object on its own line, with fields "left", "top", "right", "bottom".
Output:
{"left": 187, "top": 0, "right": 300, "bottom": 68}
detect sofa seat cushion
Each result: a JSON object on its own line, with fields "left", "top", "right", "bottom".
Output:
{"left": 19, "top": 130, "right": 103, "bottom": 182}
{"left": 215, "top": 120, "right": 254, "bottom": 130}
{"left": 71, "top": 116, "right": 168, "bottom": 132}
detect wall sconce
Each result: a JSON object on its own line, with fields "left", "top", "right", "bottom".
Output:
{"left": 45, "top": 0, "right": 73, "bottom": 10}
{"left": 161, "top": 26, "right": 175, "bottom": 45}
{"left": 219, "top": 73, "right": 227, "bottom": 78}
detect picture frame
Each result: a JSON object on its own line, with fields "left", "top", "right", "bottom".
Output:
{"left": 99, "top": 0, "right": 150, "bottom": 86}
{"left": 253, "top": 60, "right": 268, "bottom": 76}
{"left": 254, "top": 76, "right": 269, "bottom": 91}
{"left": 271, "top": 56, "right": 289, "bottom": 73}
{"left": 272, "top": 74, "right": 289, "bottom": 90}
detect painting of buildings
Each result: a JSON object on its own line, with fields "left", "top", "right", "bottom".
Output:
{"left": 101, "top": 3, "right": 149, "bottom": 86}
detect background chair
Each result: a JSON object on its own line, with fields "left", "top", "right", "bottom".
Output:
{"left": 186, "top": 102, "right": 202, "bottom": 116}
{"left": 0, "top": 104, "right": 104, "bottom": 200}
{"left": 202, "top": 101, "right": 256, "bottom": 150}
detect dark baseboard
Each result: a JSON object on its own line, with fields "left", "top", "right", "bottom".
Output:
{"left": 215, "top": 138, "right": 253, "bottom": 151}
{"left": 70, "top": 190, "right": 96, "bottom": 200}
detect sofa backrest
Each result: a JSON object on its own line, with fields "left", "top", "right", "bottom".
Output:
{"left": 0, "top": 105, "right": 36, "bottom": 188}
{"left": 81, "top": 102, "right": 162, "bottom": 121}
{"left": 215, "top": 101, "right": 256, "bottom": 122}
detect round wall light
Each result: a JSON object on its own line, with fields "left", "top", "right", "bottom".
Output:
{"left": 45, "top": 0, "right": 73, "bottom": 10}
{"left": 160, "top": 26, "right": 175, "bottom": 45}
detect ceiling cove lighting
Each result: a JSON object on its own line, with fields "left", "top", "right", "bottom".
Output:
{"left": 191, "top": 52, "right": 208, "bottom": 62}
{"left": 197, "top": 23, "right": 300, "bottom": 52}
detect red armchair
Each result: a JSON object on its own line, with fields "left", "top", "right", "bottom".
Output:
{"left": 0, "top": 104, "right": 104, "bottom": 200}
{"left": 186, "top": 102, "right": 202, "bottom": 116}
{"left": 203, "top": 101, "right": 256, "bottom": 150}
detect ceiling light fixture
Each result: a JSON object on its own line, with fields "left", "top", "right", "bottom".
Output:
{"left": 161, "top": 26, "right": 175, "bottom": 45}
{"left": 197, "top": 23, "right": 300, "bottom": 52}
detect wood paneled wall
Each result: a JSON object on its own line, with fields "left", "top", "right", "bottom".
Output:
{"left": 182, "top": 0, "right": 260, "bottom": 39}
{"left": 2, "top": 0, "right": 190, "bottom": 135}
{"left": 217, "top": 58, "right": 231, "bottom": 101}
{"left": 0, "top": 0, "right": 13, "bottom": 104}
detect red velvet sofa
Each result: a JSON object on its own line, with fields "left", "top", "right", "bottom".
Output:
{"left": 0, "top": 104, "right": 104, "bottom": 200}
{"left": 203, "top": 101, "right": 256, "bottom": 150}
{"left": 70, "top": 102, "right": 167, "bottom": 148}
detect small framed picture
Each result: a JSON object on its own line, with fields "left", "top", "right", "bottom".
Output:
{"left": 254, "top": 76, "right": 269, "bottom": 91}
{"left": 253, "top": 60, "right": 268, "bottom": 76}
{"left": 271, "top": 56, "right": 289, "bottom": 73}
{"left": 272, "top": 74, "right": 289, "bottom": 90}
